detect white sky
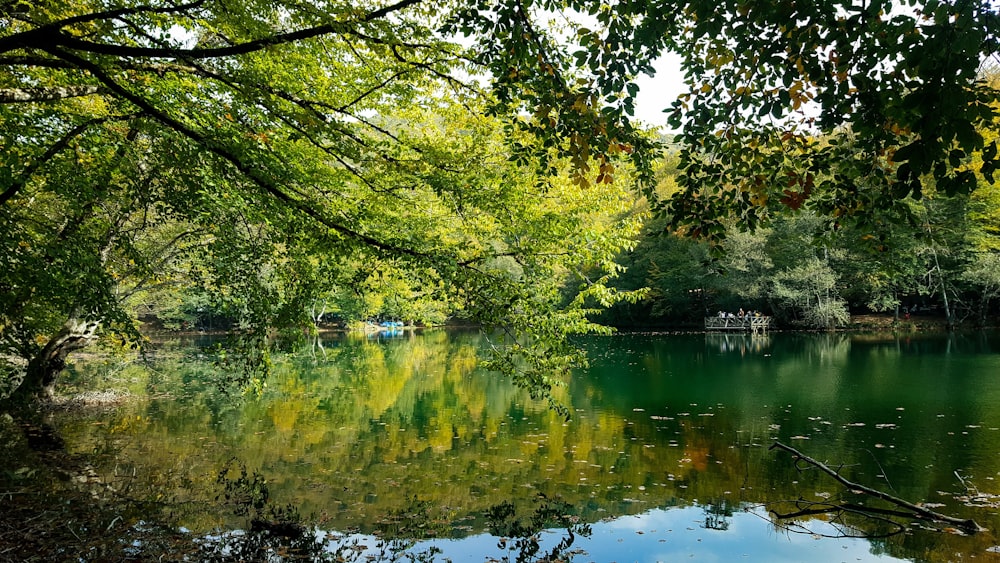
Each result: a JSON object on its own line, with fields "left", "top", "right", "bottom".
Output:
{"left": 632, "top": 53, "right": 686, "bottom": 130}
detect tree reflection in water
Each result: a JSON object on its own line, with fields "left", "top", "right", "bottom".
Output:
{"left": 766, "top": 499, "right": 908, "bottom": 539}
{"left": 15, "top": 330, "right": 1000, "bottom": 561}
{"left": 485, "top": 496, "right": 592, "bottom": 563}
{"left": 702, "top": 499, "right": 734, "bottom": 531}
{"left": 198, "top": 461, "right": 589, "bottom": 562}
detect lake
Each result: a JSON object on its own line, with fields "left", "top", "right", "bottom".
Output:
{"left": 37, "top": 330, "right": 1000, "bottom": 560}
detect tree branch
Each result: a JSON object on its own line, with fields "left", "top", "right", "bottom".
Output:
{"left": 2, "top": 0, "right": 424, "bottom": 59}
{"left": 118, "top": 228, "right": 210, "bottom": 299}
{"left": 0, "top": 85, "right": 103, "bottom": 103}
{"left": 770, "top": 441, "right": 984, "bottom": 534}
{"left": 1, "top": 115, "right": 137, "bottom": 205}
{"left": 41, "top": 46, "right": 427, "bottom": 261}
{"left": 768, "top": 500, "right": 908, "bottom": 538}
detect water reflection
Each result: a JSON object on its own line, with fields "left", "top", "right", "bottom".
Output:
{"left": 48, "top": 330, "right": 1000, "bottom": 560}
{"left": 188, "top": 502, "right": 911, "bottom": 562}
{"left": 704, "top": 332, "right": 773, "bottom": 356}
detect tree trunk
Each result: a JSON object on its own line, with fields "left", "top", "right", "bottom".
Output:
{"left": 981, "top": 295, "right": 992, "bottom": 328}
{"left": 940, "top": 286, "right": 954, "bottom": 329}
{"left": 927, "top": 242, "right": 955, "bottom": 330}
{"left": 13, "top": 316, "right": 100, "bottom": 401}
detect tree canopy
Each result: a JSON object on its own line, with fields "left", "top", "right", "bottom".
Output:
{"left": 0, "top": 0, "right": 649, "bottom": 402}
{"left": 2, "top": 0, "right": 998, "bottom": 401}
{"left": 654, "top": 0, "right": 1000, "bottom": 239}
{"left": 449, "top": 0, "right": 999, "bottom": 234}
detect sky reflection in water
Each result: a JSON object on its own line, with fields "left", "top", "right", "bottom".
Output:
{"left": 59, "top": 330, "right": 1000, "bottom": 561}
{"left": 442, "top": 505, "right": 904, "bottom": 562}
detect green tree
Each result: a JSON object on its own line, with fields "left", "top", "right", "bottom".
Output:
{"left": 961, "top": 253, "right": 1000, "bottom": 324}
{"left": 4, "top": 0, "right": 998, "bottom": 400}
{"left": 961, "top": 83, "right": 1000, "bottom": 325}
{"left": 712, "top": 214, "right": 850, "bottom": 329}
{"left": 642, "top": 226, "right": 715, "bottom": 322}
{"left": 911, "top": 195, "right": 973, "bottom": 327}
{"left": 771, "top": 257, "right": 850, "bottom": 329}
{"left": 0, "top": 118, "right": 220, "bottom": 399}
{"left": 1, "top": 2, "right": 644, "bottom": 402}
{"left": 831, "top": 217, "right": 923, "bottom": 319}
{"left": 449, "top": 0, "right": 998, "bottom": 234}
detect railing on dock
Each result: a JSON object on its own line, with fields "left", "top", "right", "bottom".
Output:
{"left": 704, "top": 315, "right": 772, "bottom": 333}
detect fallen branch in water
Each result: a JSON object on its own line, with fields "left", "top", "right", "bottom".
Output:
{"left": 767, "top": 500, "right": 908, "bottom": 538}
{"left": 769, "top": 441, "right": 984, "bottom": 535}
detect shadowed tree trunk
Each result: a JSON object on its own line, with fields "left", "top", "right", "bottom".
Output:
{"left": 12, "top": 313, "right": 100, "bottom": 402}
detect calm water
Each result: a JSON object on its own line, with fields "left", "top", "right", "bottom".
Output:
{"left": 51, "top": 330, "right": 1000, "bottom": 561}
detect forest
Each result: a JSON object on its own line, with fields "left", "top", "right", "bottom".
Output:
{"left": 1, "top": 0, "right": 999, "bottom": 398}
{"left": 2, "top": 1, "right": 1000, "bottom": 560}
{"left": 604, "top": 130, "right": 1000, "bottom": 330}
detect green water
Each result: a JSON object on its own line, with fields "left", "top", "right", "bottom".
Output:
{"left": 49, "top": 331, "right": 1000, "bottom": 560}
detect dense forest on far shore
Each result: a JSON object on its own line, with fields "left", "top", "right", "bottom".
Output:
{"left": 601, "top": 145, "right": 1000, "bottom": 330}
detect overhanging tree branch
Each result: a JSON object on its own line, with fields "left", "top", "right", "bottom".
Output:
{"left": 1, "top": 114, "right": 139, "bottom": 205}
{"left": 0, "top": 85, "right": 104, "bottom": 103}
{"left": 1, "top": 0, "right": 425, "bottom": 59}
{"left": 43, "top": 46, "right": 429, "bottom": 262}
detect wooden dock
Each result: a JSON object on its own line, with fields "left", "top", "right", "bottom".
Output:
{"left": 705, "top": 316, "right": 772, "bottom": 333}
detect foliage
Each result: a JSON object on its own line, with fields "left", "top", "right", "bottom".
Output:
{"left": 3, "top": 0, "right": 999, "bottom": 400}
{"left": 607, "top": 211, "right": 856, "bottom": 329}
{"left": 485, "top": 496, "right": 592, "bottom": 563}
{"left": 609, "top": 103, "right": 1000, "bottom": 328}
{"left": 771, "top": 258, "right": 850, "bottom": 329}
{"left": 961, "top": 252, "right": 1000, "bottom": 322}
{"left": 659, "top": 0, "right": 1000, "bottom": 238}
{"left": 446, "top": 0, "right": 999, "bottom": 239}
{"left": 0, "top": 1, "right": 644, "bottom": 400}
